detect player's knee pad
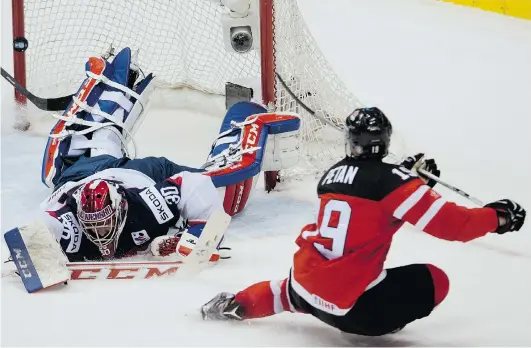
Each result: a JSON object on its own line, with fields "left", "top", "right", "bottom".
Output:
{"left": 425, "top": 263, "right": 450, "bottom": 307}
{"left": 41, "top": 47, "right": 155, "bottom": 188}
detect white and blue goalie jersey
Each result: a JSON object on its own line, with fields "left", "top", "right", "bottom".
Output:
{"left": 40, "top": 167, "right": 223, "bottom": 261}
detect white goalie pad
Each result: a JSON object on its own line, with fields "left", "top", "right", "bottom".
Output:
{"left": 3, "top": 220, "right": 70, "bottom": 293}
{"left": 122, "top": 75, "right": 157, "bottom": 142}
{"left": 261, "top": 129, "right": 301, "bottom": 172}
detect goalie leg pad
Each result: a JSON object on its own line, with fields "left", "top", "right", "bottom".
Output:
{"left": 203, "top": 102, "right": 301, "bottom": 216}
{"left": 41, "top": 47, "right": 155, "bottom": 188}
{"left": 219, "top": 176, "right": 255, "bottom": 216}
{"left": 261, "top": 130, "right": 300, "bottom": 171}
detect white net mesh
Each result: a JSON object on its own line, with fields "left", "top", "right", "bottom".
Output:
{"left": 23, "top": 0, "right": 262, "bottom": 98}
{"left": 272, "top": 0, "right": 364, "bottom": 179}
{"left": 20, "top": 0, "right": 396, "bottom": 180}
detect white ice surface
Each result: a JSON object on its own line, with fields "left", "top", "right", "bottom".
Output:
{"left": 1, "top": 0, "right": 531, "bottom": 346}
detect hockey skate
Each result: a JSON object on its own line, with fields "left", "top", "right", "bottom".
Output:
{"left": 200, "top": 292, "right": 244, "bottom": 321}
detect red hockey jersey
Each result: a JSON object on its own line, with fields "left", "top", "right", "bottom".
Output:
{"left": 290, "top": 157, "right": 498, "bottom": 315}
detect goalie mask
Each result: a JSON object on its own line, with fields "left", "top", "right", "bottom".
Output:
{"left": 345, "top": 107, "right": 393, "bottom": 159}
{"left": 76, "top": 179, "right": 128, "bottom": 259}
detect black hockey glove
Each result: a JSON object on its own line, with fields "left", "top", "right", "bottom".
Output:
{"left": 400, "top": 153, "right": 440, "bottom": 188}
{"left": 484, "top": 199, "right": 526, "bottom": 234}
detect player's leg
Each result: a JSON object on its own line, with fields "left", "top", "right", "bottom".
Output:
{"left": 346, "top": 263, "right": 449, "bottom": 336}
{"left": 202, "top": 263, "right": 449, "bottom": 336}
{"left": 201, "top": 278, "right": 300, "bottom": 320}
{"left": 52, "top": 155, "right": 129, "bottom": 190}
{"left": 289, "top": 263, "right": 450, "bottom": 336}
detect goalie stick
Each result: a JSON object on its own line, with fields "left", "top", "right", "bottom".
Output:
{"left": 2, "top": 258, "right": 185, "bottom": 282}
{"left": 275, "top": 72, "right": 345, "bottom": 132}
{"left": 3, "top": 210, "right": 231, "bottom": 292}
{"left": 1, "top": 67, "right": 73, "bottom": 111}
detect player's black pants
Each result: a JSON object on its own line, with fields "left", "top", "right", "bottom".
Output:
{"left": 288, "top": 264, "right": 439, "bottom": 336}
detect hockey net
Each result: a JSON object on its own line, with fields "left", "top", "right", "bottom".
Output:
{"left": 12, "top": 0, "right": 402, "bottom": 184}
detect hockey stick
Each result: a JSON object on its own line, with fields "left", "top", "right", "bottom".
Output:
{"left": 418, "top": 168, "right": 484, "bottom": 206}
{"left": 277, "top": 72, "right": 485, "bottom": 206}
{"left": 275, "top": 72, "right": 346, "bottom": 132}
{"left": 3, "top": 212, "right": 230, "bottom": 291}
{"left": 418, "top": 168, "right": 531, "bottom": 259}
{"left": 277, "top": 73, "right": 531, "bottom": 259}
{"left": 1, "top": 67, "right": 73, "bottom": 111}
{"left": 67, "top": 211, "right": 231, "bottom": 281}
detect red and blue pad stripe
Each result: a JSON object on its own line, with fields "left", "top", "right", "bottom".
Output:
{"left": 206, "top": 101, "right": 300, "bottom": 216}
{"left": 4, "top": 221, "right": 71, "bottom": 293}
{"left": 4, "top": 227, "right": 46, "bottom": 293}
{"left": 41, "top": 47, "right": 152, "bottom": 189}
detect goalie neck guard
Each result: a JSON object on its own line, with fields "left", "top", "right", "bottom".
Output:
{"left": 75, "top": 179, "right": 128, "bottom": 259}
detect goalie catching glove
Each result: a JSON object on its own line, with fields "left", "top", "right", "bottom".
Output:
{"left": 151, "top": 230, "right": 229, "bottom": 263}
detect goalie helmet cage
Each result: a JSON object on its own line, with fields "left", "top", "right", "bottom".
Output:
{"left": 10, "top": 0, "right": 364, "bottom": 190}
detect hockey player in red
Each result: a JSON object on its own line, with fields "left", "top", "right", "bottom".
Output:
{"left": 200, "top": 107, "right": 527, "bottom": 336}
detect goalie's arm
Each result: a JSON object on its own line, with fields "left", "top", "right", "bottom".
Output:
{"left": 153, "top": 172, "right": 225, "bottom": 256}
{"left": 40, "top": 210, "right": 95, "bottom": 262}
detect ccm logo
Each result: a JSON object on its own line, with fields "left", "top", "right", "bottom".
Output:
{"left": 14, "top": 248, "right": 33, "bottom": 279}
{"left": 244, "top": 123, "right": 260, "bottom": 149}
{"left": 233, "top": 182, "right": 245, "bottom": 214}
{"left": 70, "top": 266, "right": 180, "bottom": 280}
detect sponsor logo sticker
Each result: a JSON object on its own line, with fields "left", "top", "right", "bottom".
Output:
{"left": 131, "top": 230, "right": 151, "bottom": 246}
{"left": 139, "top": 187, "right": 174, "bottom": 224}
{"left": 59, "top": 212, "right": 82, "bottom": 253}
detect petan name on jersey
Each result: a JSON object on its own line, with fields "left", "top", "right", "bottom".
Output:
{"left": 321, "top": 165, "right": 359, "bottom": 185}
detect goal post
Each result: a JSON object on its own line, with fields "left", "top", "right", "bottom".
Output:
{"left": 9, "top": 0, "right": 367, "bottom": 189}
{"left": 258, "top": 0, "right": 278, "bottom": 190}
{"left": 11, "top": 0, "right": 27, "bottom": 105}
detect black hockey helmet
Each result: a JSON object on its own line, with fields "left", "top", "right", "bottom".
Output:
{"left": 344, "top": 107, "right": 392, "bottom": 159}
